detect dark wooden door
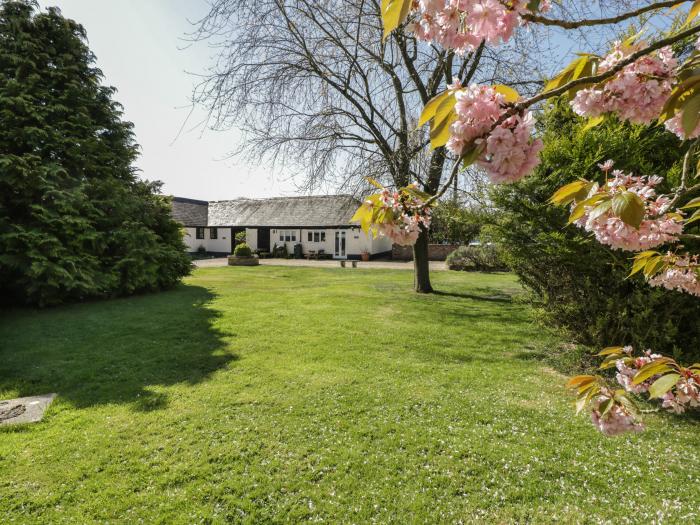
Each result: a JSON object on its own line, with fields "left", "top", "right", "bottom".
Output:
{"left": 257, "top": 228, "right": 271, "bottom": 251}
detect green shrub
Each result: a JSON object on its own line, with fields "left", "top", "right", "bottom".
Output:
{"left": 235, "top": 231, "right": 247, "bottom": 243}
{"left": 446, "top": 245, "right": 507, "bottom": 272}
{"left": 233, "top": 243, "right": 253, "bottom": 257}
{"left": 0, "top": 3, "right": 191, "bottom": 306}
{"left": 430, "top": 202, "right": 490, "bottom": 244}
{"left": 489, "top": 99, "right": 700, "bottom": 361}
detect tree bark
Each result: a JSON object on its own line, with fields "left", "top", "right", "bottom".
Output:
{"left": 413, "top": 226, "right": 432, "bottom": 293}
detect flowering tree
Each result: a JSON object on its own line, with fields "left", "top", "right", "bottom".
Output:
{"left": 351, "top": 0, "right": 700, "bottom": 434}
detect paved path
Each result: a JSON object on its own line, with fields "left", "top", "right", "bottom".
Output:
{"left": 193, "top": 257, "right": 448, "bottom": 271}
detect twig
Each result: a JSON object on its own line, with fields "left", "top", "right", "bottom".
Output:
{"left": 522, "top": 1, "right": 690, "bottom": 29}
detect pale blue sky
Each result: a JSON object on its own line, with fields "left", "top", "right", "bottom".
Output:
{"left": 37, "top": 0, "right": 298, "bottom": 200}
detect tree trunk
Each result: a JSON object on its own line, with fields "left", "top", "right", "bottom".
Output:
{"left": 413, "top": 226, "right": 433, "bottom": 293}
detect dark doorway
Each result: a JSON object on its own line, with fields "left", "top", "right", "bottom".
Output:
{"left": 257, "top": 228, "right": 271, "bottom": 252}
{"left": 231, "top": 227, "right": 245, "bottom": 253}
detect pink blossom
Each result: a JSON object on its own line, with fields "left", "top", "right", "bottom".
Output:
{"left": 664, "top": 110, "right": 700, "bottom": 140}
{"left": 571, "top": 43, "right": 676, "bottom": 125}
{"left": 446, "top": 84, "right": 541, "bottom": 183}
{"left": 648, "top": 254, "right": 700, "bottom": 296}
{"left": 590, "top": 394, "right": 644, "bottom": 436}
{"left": 407, "top": 0, "right": 546, "bottom": 54}
{"left": 367, "top": 185, "right": 432, "bottom": 246}
{"left": 573, "top": 168, "right": 683, "bottom": 251}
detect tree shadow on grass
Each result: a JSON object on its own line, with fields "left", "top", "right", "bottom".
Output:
{"left": 0, "top": 284, "right": 235, "bottom": 411}
{"left": 432, "top": 290, "right": 512, "bottom": 303}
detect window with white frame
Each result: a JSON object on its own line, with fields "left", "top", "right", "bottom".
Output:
{"left": 306, "top": 230, "right": 326, "bottom": 243}
{"left": 279, "top": 230, "right": 296, "bottom": 242}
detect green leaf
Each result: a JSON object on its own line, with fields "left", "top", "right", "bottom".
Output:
{"left": 598, "top": 397, "right": 614, "bottom": 417}
{"left": 418, "top": 89, "right": 452, "bottom": 128}
{"left": 493, "top": 84, "right": 520, "bottom": 103}
{"left": 686, "top": 209, "right": 700, "bottom": 226}
{"left": 549, "top": 180, "right": 591, "bottom": 205}
{"left": 648, "top": 373, "right": 681, "bottom": 399}
{"left": 611, "top": 191, "right": 645, "bottom": 229}
{"left": 643, "top": 256, "right": 666, "bottom": 278}
{"left": 567, "top": 200, "right": 588, "bottom": 224}
{"left": 582, "top": 115, "right": 605, "bottom": 132}
{"left": 381, "top": 0, "right": 412, "bottom": 40}
{"left": 366, "top": 177, "right": 384, "bottom": 189}
{"left": 681, "top": 93, "right": 700, "bottom": 137}
{"left": 429, "top": 94, "right": 457, "bottom": 149}
{"left": 588, "top": 199, "right": 612, "bottom": 221}
{"left": 682, "top": 197, "right": 700, "bottom": 209}
{"left": 598, "top": 346, "right": 625, "bottom": 356}
{"left": 566, "top": 375, "right": 596, "bottom": 389}
{"left": 632, "top": 360, "right": 674, "bottom": 384}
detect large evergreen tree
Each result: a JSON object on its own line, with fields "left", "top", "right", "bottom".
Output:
{"left": 0, "top": 1, "right": 191, "bottom": 306}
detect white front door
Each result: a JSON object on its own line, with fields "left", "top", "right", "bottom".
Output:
{"left": 334, "top": 230, "right": 346, "bottom": 259}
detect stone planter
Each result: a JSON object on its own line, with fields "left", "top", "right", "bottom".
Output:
{"left": 228, "top": 255, "right": 259, "bottom": 266}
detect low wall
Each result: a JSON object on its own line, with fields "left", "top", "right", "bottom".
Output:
{"left": 392, "top": 243, "right": 459, "bottom": 261}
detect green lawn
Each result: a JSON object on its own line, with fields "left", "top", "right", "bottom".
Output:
{"left": 1, "top": 267, "right": 699, "bottom": 523}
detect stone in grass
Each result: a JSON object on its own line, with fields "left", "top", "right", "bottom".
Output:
{"left": 0, "top": 393, "right": 57, "bottom": 426}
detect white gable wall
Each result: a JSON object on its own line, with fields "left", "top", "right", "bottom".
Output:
{"left": 182, "top": 227, "right": 232, "bottom": 253}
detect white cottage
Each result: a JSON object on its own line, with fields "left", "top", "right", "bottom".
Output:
{"left": 171, "top": 195, "right": 392, "bottom": 260}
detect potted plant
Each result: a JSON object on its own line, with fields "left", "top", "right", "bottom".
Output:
{"left": 228, "top": 243, "right": 259, "bottom": 266}
{"left": 360, "top": 250, "right": 370, "bottom": 262}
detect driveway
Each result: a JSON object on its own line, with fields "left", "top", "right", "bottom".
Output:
{"left": 193, "top": 257, "right": 448, "bottom": 271}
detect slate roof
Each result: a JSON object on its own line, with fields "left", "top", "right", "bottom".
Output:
{"left": 207, "top": 195, "right": 361, "bottom": 227}
{"left": 171, "top": 197, "right": 208, "bottom": 227}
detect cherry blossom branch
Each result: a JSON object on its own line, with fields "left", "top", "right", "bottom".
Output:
{"left": 507, "top": 23, "right": 700, "bottom": 119}
{"left": 521, "top": 1, "right": 691, "bottom": 29}
{"left": 422, "top": 23, "right": 700, "bottom": 206}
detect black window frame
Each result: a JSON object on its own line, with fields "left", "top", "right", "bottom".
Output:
{"left": 196, "top": 227, "right": 205, "bottom": 240}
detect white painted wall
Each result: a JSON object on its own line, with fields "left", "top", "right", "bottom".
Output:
{"left": 245, "top": 228, "right": 258, "bottom": 251}
{"left": 182, "top": 227, "right": 232, "bottom": 253}
{"left": 183, "top": 226, "right": 390, "bottom": 257}
{"left": 182, "top": 227, "right": 204, "bottom": 252}
{"left": 206, "top": 227, "right": 232, "bottom": 253}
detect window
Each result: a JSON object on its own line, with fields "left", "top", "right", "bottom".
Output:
{"left": 279, "top": 230, "right": 296, "bottom": 242}
{"left": 210, "top": 228, "right": 218, "bottom": 239}
{"left": 196, "top": 227, "right": 205, "bottom": 240}
{"left": 307, "top": 231, "right": 326, "bottom": 243}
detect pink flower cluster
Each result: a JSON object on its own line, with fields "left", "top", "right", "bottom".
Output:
{"left": 648, "top": 253, "right": 700, "bottom": 297}
{"left": 664, "top": 111, "right": 700, "bottom": 140}
{"left": 478, "top": 112, "right": 543, "bottom": 183}
{"left": 572, "top": 43, "right": 677, "bottom": 125}
{"left": 407, "top": 0, "right": 549, "bottom": 54}
{"left": 615, "top": 348, "right": 662, "bottom": 394}
{"left": 614, "top": 348, "right": 700, "bottom": 415}
{"left": 446, "top": 84, "right": 542, "bottom": 183}
{"left": 573, "top": 163, "right": 683, "bottom": 251}
{"left": 590, "top": 391, "right": 644, "bottom": 436}
{"left": 371, "top": 187, "right": 431, "bottom": 246}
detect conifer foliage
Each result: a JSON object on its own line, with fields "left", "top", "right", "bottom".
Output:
{"left": 0, "top": 1, "right": 191, "bottom": 306}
